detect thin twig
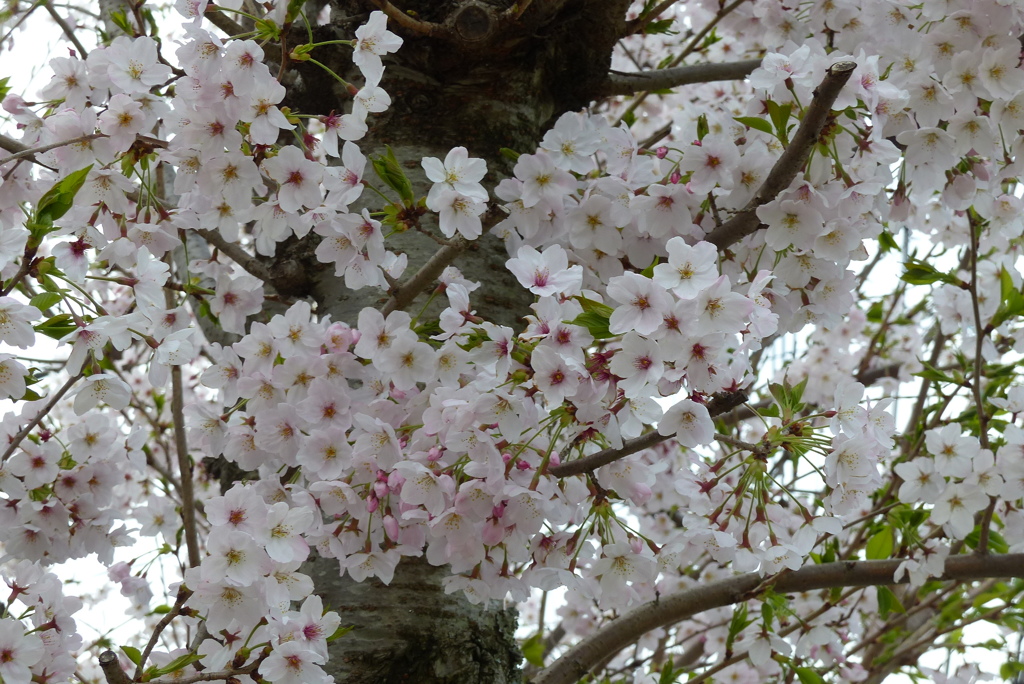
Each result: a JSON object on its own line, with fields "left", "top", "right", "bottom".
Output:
{"left": 547, "top": 391, "right": 748, "bottom": 477}
{"left": 614, "top": 0, "right": 751, "bottom": 125}
{"left": 203, "top": 5, "right": 245, "bottom": 35}
{"left": 621, "top": 0, "right": 678, "bottom": 36}
{"left": 172, "top": 362, "right": 200, "bottom": 568}
{"left": 134, "top": 588, "right": 192, "bottom": 681}
{"left": 0, "top": 373, "right": 82, "bottom": 463}
{"left": 704, "top": 60, "right": 857, "bottom": 250}
{"left": 194, "top": 228, "right": 274, "bottom": 283}
{"left": 380, "top": 237, "right": 467, "bottom": 315}
{"left": 0, "top": 133, "right": 104, "bottom": 166}
{"left": 165, "top": 274, "right": 202, "bottom": 569}
{"left": 369, "top": 0, "right": 449, "bottom": 38}
{"left": 44, "top": 0, "right": 89, "bottom": 57}
{"left": 602, "top": 58, "right": 761, "bottom": 97}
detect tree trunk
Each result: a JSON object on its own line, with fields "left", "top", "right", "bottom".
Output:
{"left": 259, "top": 1, "right": 630, "bottom": 681}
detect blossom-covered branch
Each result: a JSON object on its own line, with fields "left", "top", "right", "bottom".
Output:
{"left": 534, "top": 553, "right": 1024, "bottom": 684}
{"left": 705, "top": 60, "right": 856, "bottom": 250}
{"left": 548, "top": 391, "right": 748, "bottom": 477}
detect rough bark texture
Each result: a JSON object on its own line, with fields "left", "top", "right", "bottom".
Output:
{"left": 270, "top": 2, "right": 630, "bottom": 682}
{"left": 306, "top": 556, "right": 521, "bottom": 683}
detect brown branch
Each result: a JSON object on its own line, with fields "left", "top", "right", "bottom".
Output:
{"left": 194, "top": 228, "right": 274, "bottom": 283}
{"left": 44, "top": 0, "right": 89, "bottom": 57}
{"left": 547, "top": 390, "right": 748, "bottom": 477}
{"left": 203, "top": 5, "right": 245, "bottom": 35}
{"left": 601, "top": 58, "right": 761, "bottom": 97}
{"left": 369, "top": 0, "right": 450, "bottom": 38}
{"left": 134, "top": 588, "right": 192, "bottom": 680}
{"left": 379, "top": 236, "right": 468, "bottom": 315}
{"left": 533, "top": 553, "right": 1024, "bottom": 684}
{"left": 171, "top": 348, "right": 201, "bottom": 568}
{"left": 621, "top": 0, "right": 678, "bottom": 36}
{"left": 1, "top": 373, "right": 82, "bottom": 464}
{"left": 0, "top": 133, "right": 104, "bottom": 167}
{"left": 98, "top": 651, "right": 131, "bottom": 684}
{"left": 704, "top": 60, "right": 857, "bottom": 251}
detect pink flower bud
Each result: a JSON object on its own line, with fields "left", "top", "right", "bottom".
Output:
{"left": 366, "top": 495, "right": 379, "bottom": 513}
{"left": 383, "top": 514, "right": 399, "bottom": 540}
{"left": 655, "top": 146, "right": 669, "bottom": 159}
{"left": 629, "top": 537, "right": 643, "bottom": 554}
{"left": 481, "top": 519, "right": 504, "bottom": 546}
{"left": 374, "top": 481, "right": 388, "bottom": 499}
{"left": 427, "top": 446, "right": 443, "bottom": 462}
{"left": 669, "top": 170, "right": 682, "bottom": 184}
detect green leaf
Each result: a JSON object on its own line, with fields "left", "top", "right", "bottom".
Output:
{"left": 1000, "top": 661, "right": 1024, "bottom": 680}
{"left": 877, "top": 229, "right": 899, "bottom": 253}
{"left": 370, "top": 146, "right": 414, "bottom": 204}
{"left": 521, "top": 633, "right": 545, "bottom": 667}
{"left": 733, "top": 116, "right": 774, "bottom": 136}
{"left": 110, "top": 9, "right": 134, "bottom": 35}
{"left": 725, "top": 603, "right": 750, "bottom": 654}
{"left": 572, "top": 311, "right": 613, "bottom": 340}
{"left": 254, "top": 17, "right": 282, "bottom": 41}
{"left": 964, "top": 527, "right": 1009, "bottom": 554}
{"left": 327, "top": 624, "right": 354, "bottom": 641}
{"left": 284, "top": 0, "right": 305, "bottom": 23}
{"left": 499, "top": 147, "right": 521, "bottom": 162}
{"left": 866, "top": 527, "right": 894, "bottom": 560}
{"left": 658, "top": 662, "right": 680, "bottom": 684}
{"left": 641, "top": 257, "right": 658, "bottom": 279}
{"left": 644, "top": 18, "right": 676, "bottom": 35}
{"left": 34, "top": 165, "right": 93, "bottom": 229}
{"left": 876, "top": 586, "right": 905, "bottom": 619}
{"left": 912, "top": 360, "right": 954, "bottom": 384}
{"left": 900, "top": 257, "right": 962, "bottom": 287}
{"left": 0, "top": 77, "right": 10, "bottom": 102}
{"left": 575, "top": 295, "right": 614, "bottom": 319}
{"left": 28, "top": 292, "right": 62, "bottom": 312}
{"left": 150, "top": 604, "right": 172, "bottom": 615}
{"left": 993, "top": 267, "right": 1024, "bottom": 327}
{"left": 794, "top": 666, "right": 825, "bottom": 684}
{"left": 696, "top": 114, "right": 709, "bottom": 141}
{"left": 766, "top": 101, "right": 793, "bottom": 145}
{"left": 34, "top": 314, "right": 77, "bottom": 341}
{"left": 121, "top": 646, "right": 142, "bottom": 666}
{"left": 149, "top": 653, "right": 202, "bottom": 677}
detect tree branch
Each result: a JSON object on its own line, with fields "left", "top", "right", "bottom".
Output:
{"left": 43, "top": 0, "right": 89, "bottom": 57}
{"left": 379, "top": 236, "right": 468, "bottom": 315}
{"left": 369, "top": 0, "right": 450, "bottom": 38}
{"left": 547, "top": 390, "right": 748, "bottom": 477}
{"left": 533, "top": 553, "right": 1024, "bottom": 684}
{"left": 194, "top": 227, "right": 274, "bottom": 283}
{"left": 1, "top": 373, "right": 82, "bottom": 464}
{"left": 601, "top": 58, "right": 760, "bottom": 97}
{"left": 203, "top": 5, "right": 245, "bottom": 36}
{"left": 621, "top": 0, "right": 678, "bottom": 36}
{"left": 0, "top": 133, "right": 103, "bottom": 167}
{"left": 704, "top": 60, "right": 856, "bottom": 251}
{"left": 98, "top": 651, "right": 131, "bottom": 684}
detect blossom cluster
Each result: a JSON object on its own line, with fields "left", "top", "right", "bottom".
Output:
{"left": 0, "top": 0, "right": 1024, "bottom": 681}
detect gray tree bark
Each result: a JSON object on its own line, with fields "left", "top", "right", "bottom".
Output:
{"left": 261, "top": 1, "right": 630, "bottom": 682}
